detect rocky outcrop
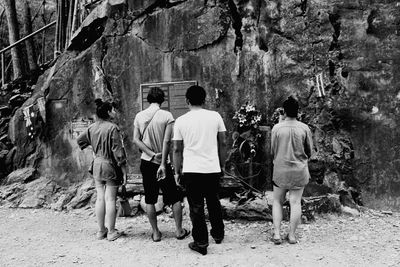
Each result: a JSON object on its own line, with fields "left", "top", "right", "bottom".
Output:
{"left": 4, "top": 167, "right": 37, "bottom": 185}
{"left": 0, "top": 177, "right": 59, "bottom": 208}
{"left": 3, "top": 0, "right": 400, "bottom": 210}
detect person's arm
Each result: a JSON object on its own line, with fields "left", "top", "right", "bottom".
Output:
{"left": 173, "top": 140, "right": 184, "bottom": 186}
{"left": 120, "top": 164, "right": 127, "bottom": 185}
{"left": 216, "top": 113, "right": 227, "bottom": 173}
{"left": 172, "top": 119, "right": 184, "bottom": 186}
{"left": 217, "top": 131, "right": 227, "bottom": 172}
{"left": 173, "top": 140, "right": 183, "bottom": 175}
{"left": 133, "top": 122, "right": 161, "bottom": 161}
{"left": 111, "top": 127, "right": 128, "bottom": 185}
{"left": 304, "top": 127, "right": 314, "bottom": 159}
{"left": 77, "top": 128, "right": 90, "bottom": 150}
{"left": 156, "top": 122, "right": 174, "bottom": 180}
{"left": 271, "top": 127, "right": 276, "bottom": 159}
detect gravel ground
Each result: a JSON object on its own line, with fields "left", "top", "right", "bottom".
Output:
{"left": 0, "top": 207, "right": 399, "bottom": 267}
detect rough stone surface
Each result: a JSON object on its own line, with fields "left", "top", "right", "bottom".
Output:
{"left": 5, "top": 167, "right": 37, "bottom": 185}
{"left": 221, "top": 197, "right": 273, "bottom": 221}
{"left": 0, "top": 177, "right": 58, "bottom": 208}
{"left": 50, "top": 188, "right": 79, "bottom": 211}
{"left": 5, "top": 0, "right": 400, "bottom": 210}
{"left": 66, "top": 179, "right": 95, "bottom": 210}
{"left": 342, "top": 205, "right": 361, "bottom": 217}
{"left": 18, "top": 177, "right": 58, "bottom": 209}
{"left": 0, "top": 182, "right": 25, "bottom": 207}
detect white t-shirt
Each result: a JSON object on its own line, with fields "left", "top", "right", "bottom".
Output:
{"left": 173, "top": 108, "right": 226, "bottom": 173}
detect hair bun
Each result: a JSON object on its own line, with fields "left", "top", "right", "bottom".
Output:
{"left": 94, "top": 98, "right": 103, "bottom": 107}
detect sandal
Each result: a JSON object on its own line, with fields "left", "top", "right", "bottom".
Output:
{"left": 176, "top": 229, "right": 191, "bottom": 240}
{"left": 286, "top": 235, "right": 298, "bottom": 244}
{"left": 151, "top": 231, "right": 162, "bottom": 242}
{"left": 271, "top": 236, "right": 282, "bottom": 245}
{"left": 107, "top": 230, "right": 123, "bottom": 241}
{"left": 96, "top": 228, "right": 108, "bottom": 240}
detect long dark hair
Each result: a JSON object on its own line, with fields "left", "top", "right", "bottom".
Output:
{"left": 95, "top": 98, "right": 112, "bottom": 120}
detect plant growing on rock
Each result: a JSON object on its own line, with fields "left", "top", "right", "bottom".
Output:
{"left": 233, "top": 102, "right": 262, "bottom": 133}
{"left": 232, "top": 102, "right": 262, "bottom": 158}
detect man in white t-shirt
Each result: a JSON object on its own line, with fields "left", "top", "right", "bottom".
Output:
{"left": 133, "top": 87, "right": 189, "bottom": 242}
{"left": 173, "top": 85, "right": 227, "bottom": 255}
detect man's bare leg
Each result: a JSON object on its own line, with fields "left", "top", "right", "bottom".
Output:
{"left": 147, "top": 204, "right": 161, "bottom": 240}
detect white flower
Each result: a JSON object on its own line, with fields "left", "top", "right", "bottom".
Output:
{"left": 246, "top": 105, "right": 255, "bottom": 112}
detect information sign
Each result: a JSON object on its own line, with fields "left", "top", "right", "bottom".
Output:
{"left": 140, "top": 80, "right": 197, "bottom": 118}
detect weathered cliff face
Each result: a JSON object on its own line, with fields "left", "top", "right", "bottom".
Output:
{"left": 6, "top": 0, "right": 400, "bottom": 209}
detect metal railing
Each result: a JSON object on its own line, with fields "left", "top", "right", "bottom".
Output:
{"left": 0, "top": 0, "right": 103, "bottom": 86}
{"left": 0, "top": 21, "right": 56, "bottom": 86}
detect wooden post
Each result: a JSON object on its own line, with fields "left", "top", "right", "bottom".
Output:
{"left": 56, "top": 0, "right": 63, "bottom": 53}
{"left": 60, "top": 0, "right": 67, "bottom": 51}
{"left": 1, "top": 53, "right": 5, "bottom": 87}
{"left": 23, "top": 0, "right": 39, "bottom": 72}
{"left": 54, "top": 0, "right": 59, "bottom": 57}
{"left": 41, "top": 0, "right": 46, "bottom": 64}
{"left": 65, "top": 0, "right": 74, "bottom": 48}
{"left": 71, "top": 0, "right": 78, "bottom": 34}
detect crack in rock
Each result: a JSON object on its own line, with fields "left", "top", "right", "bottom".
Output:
{"left": 228, "top": 0, "right": 243, "bottom": 53}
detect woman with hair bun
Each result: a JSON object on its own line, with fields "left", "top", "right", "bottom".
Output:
{"left": 77, "top": 98, "right": 127, "bottom": 241}
{"left": 271, "top": 96, "right": 313, "bottom": 245}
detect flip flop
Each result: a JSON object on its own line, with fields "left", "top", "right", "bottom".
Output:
{"left": 151, "top": 231, "right": 162, "bottom": 242}
{"left": 271, "top": 236, "right": 282, "bottom": 245}
{"left": 96, "top": 228, "right": 108, "bottom": 240}
{"left": 107, "top": 230, "right": 123, "bottom": 241}
{"left": 285, "top": 235, "right": 298, "bottom": 244}
{"left": 176, "top": 229, "right": 191, "bottom": 240}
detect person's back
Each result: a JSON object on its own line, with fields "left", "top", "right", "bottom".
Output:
{"left": 271, "top": 120, "right": 312, "bottom": 189}
{"left": 86, "top": 120, "right": 119, "bottom": 160}
{"left": 173, "top": 85, "right": 226, "bottom": 255}
{"left": 134, "top": 107, "right": 173, "bottom": 164}
{"left": 174, "top": 109, "right": 224, "bottom": 174}
{"left": 133, "top": 87, "right": 188, "bottom": 243}
{"left": 271, "top": 96, "right": 313, "bottom": 245}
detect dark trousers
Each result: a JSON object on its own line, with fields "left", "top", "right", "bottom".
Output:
{"left": 183, "top": 173, "right": 225, "bottom": 247}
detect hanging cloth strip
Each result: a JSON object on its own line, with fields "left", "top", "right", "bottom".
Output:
{"left": 315, "top": 73, "right": 325, "bottom": 97}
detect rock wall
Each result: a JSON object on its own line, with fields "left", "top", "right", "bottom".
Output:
{"left": 5, "top": 0, "right": 400, "bottom": 209}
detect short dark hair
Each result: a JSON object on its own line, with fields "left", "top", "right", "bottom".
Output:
{"left": 283, "top": 96, "right": 299, "bottom": 118}
{"left": 95, "top": 98, "right": 112, "bottom": 120}
{"left": 147, "top": 87, "right": 165, "bottom": 104}
{"left": 186, "top": 85, "right": 206, "bottom": 106}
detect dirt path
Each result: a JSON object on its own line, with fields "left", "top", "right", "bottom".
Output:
{"left": 0, "top": 207, "right": 399, "bottom": 267}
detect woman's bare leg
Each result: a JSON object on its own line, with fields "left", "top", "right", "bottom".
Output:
{"left": 272, "top": 186, "right": 287, "bottom": 239}
{"left": 288, "top": 187, "right": 304, "bottom": 241}
{"left": 95, "top": 182, "right": 106, "bottom": 232}
{"left": 105, "top": 185, "right": 118, "bottom": 232}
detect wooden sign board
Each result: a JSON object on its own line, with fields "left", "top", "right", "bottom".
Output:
{"left": 71, "top": 118, "right": 94, "bottom": 139}
{"left": 140, "top": 80, "right": 197, "bottom": 118}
